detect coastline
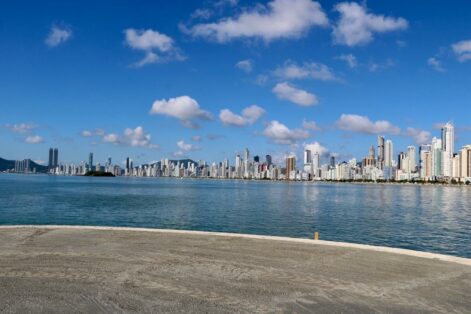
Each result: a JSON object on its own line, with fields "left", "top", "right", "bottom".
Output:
{"left": 2, "top": 224, "right": 470, "bottom": 266}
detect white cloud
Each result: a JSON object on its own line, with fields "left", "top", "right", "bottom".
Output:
{"left": 177, "top": 140, "right": 199, "bottom": 151}
{"left": 149, "top": 96, "right": 213, "bottom": 128}
{"left": 427, "top": 57, "right": 446, "bottom": 72}
{"left": 302, "top": 119, "right": 320, "bottom": 131}
{"left": 336, "top": 114, "right": 401, "bottom": 135}
{"left": 452, "top": 40, "right": 471, "bottom": 62}
{"left": 191, "top": 135, "right": 202, "bottom": 142}
{"left": 25, "top": 135, "right": 44, "bottom": 144}
{"left": 102, "top": 126, "right": 158, "bottom": 148}
{"left": 191, "top": 8, "right": 213, "bottom": 20}
{"left": 304, "top": 141, "right": 328, "bottom": 156}
{"left": 124, "top": 28, "right": 184, "bottom": 66}
{"left": 45, "top": 25, "right": 72, "bottom": 47}
{"left": 272, "top": 82, "right": 318, "bottom": 106}
{"left": 182, "top": 0, "right": 329, "bottom": 42}
{"left": 273, "top": 60, "right": 337, "bottom": 81}
{"left": 235, "top": 59, "right": 253, "bottom": 73}
{"left": 5, "top": 123, "right": 37, "bottom": 133}
{"left": 368, "top": 58, "right": 395, "bottom": 72}
{"left": 81, "top": 130, "right": 93, "bottom": 137}
{"left": 173, "top": 151, "right": 185, "bottom": 158}
{"left": 262, "top": 120, "right": 309, "bottom": 145}
{"left": 336, "top": 54, "right": 358, "bottom": 68}
{"left": 219, "top": 105, "right": 265, "bottom": 127}
{"left": 333, "top": 2, "right": 408, "bottom": 47}
{"left": 406, "top": 127, "right": 431, "bottom": 145}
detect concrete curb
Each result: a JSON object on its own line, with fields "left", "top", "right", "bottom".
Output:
{"left": 1, "top": 225, "right": 470, "bottom": 267}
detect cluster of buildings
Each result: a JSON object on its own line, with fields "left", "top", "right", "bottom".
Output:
{"left": 297, "top": 122, "right": 470, "bottom": 183}
{"left": 9, "top": 122, "right": 471, "bottom": 184}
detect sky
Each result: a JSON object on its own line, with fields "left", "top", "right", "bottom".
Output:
{"left": 1, "top": 0, "right": 470, "bottom": 167}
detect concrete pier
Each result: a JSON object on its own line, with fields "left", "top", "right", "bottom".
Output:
{"left": 0, "top": 226, "right": 470, "bottom": 313}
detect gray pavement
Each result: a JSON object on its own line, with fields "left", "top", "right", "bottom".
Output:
{"left": 0, "top": 227, "right": 470, "bottom": 313}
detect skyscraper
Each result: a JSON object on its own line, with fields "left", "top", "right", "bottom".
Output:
{"left": 53, "top": 148, "right": 59, "bottom": 168}
{"left": 407, "top": 146, "right": 416, "bottom": 173}
{"left": 312, "top": 152, "right": 320, "bottom": 177}
{"left": 48, "top": 148, "right": 53, "bottom": 169}
{"left": 330, "top": 155, "right": 336, "bottom": 167}
{"left": 254, "top": 155, "right": 260, "bottom": 163}
{"left": 441, "top": 122, "right": 454, "bottom": 178}
{"left": 286, "top": 156, "right": 296, "bottom": 175}
{"left": 419, "top": 144, "right": 432, "bottom": 179}
{"left": 369, "top": 145, "right": 375, "bottom": 159}
{"left": 244, "top": 148, "right": 249, "bottom": 161}
{"left": 377, "top": 135, "right": 385, "bottom": 170}
{"left": 265, "top": 155, "right": 272, "bottom": 166}
{"left": 89, "top": 153, "right": 94, "bottom": 171}
{"left": 126, "top": 157, "right": 130, "bottom": 171}
{"left": 431, "top": 137, "right": 443, "bottom": 178}
{"left": 303, "top": 149, "right": 312, "bottom": 165}
{"left": 384, "top": 140, "right": 393, "bottom": 168}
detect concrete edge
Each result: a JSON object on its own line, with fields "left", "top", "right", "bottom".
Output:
{"left": 1, "top": 225, "right": 470, "bottom": 267}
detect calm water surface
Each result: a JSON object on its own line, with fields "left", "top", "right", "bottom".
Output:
{"left": 1, "top": 174, "right": 470, "bottom": 258}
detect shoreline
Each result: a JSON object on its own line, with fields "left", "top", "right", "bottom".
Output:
{"left": 2, "top": 224, "right": 470, "bottom": 266}
{"left": 2, "top": 172, "right": 470, "bottom": 187}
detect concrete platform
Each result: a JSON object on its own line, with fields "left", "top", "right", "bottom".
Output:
{"left": 0, "top": 226, "right": 470, "bottom": 313}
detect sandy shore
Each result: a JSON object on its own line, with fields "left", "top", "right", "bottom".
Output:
{"left": 0, "top": 226, "right": 470, "bottom": 313}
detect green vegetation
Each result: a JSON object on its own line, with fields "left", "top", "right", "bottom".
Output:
{"left": 84, "top": 171, "right": 115, "bottom": 177}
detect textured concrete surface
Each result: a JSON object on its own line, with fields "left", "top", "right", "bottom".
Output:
{"left": 0, "top": 227, "right": 470, "bottom": 313}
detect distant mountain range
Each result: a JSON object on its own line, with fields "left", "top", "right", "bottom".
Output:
{"left": 0, "top": 157, "right": 48, "bottom": 173}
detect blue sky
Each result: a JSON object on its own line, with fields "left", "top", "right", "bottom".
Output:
{"left": 1, "top": 0, "right": 470, "bottom": 166}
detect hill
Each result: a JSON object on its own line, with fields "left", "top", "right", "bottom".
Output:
{"left": 0, "top": 157, "right": 48, "bottom": 173}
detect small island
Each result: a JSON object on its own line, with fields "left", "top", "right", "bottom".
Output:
{"left": 84, "top": 171, "right": 115, "bottom": 177}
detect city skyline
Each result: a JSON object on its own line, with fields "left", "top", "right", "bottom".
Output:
{"left": 1, "top": 1, "right": 471, "bottom": 165}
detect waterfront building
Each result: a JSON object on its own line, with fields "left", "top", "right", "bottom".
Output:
{"left": 88, "top": 153, "right": 94, "bottom": 171}
{"left": 441, "top": 122, "right": 454, "bottom": 178}
{"left": 286, "top": 156, "right": 296, "bottom": 179}
{"left": 53, "top": 148, "right": 59, "bottom": 168}
{"left": 431, "top": 137, "right": 443, "bottom": 179}
{"left": 377, "top": 135, "right": 385, "bottom": 170}
{"left": 48, "top": 148, "right": 53, "bottom": 169}
{"left": 459, "top": 145, "right": 471, "bottom": 181}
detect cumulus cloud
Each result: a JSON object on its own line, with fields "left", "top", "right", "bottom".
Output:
{"left": 45, "top": 25, "right": 72, "bottom": 47}
{"left": 219, "top": 104, "right": 265, "bottom": 126}
{"left": 273, "top": 60, "right": 337, "bottom": 81}
{"left": 336, "top": 54, "right": 358, "bottom": 68}
{"left": 102, "top": 126, "right": 158, "bottom": 149}
{"left": 25, "top": 135, "right": 44, "bottom": 144}
{"left": 235, "top": 59, "right": 253, "bottom": 73}
{"left": 452, "top": 40, "right": 471, "bottom": 62}
{"left": 5, "top": 123, "right": 37, "bottom": 133}
{"left": 336, "top": 114, "right": 401, "bottom": 135}
{"left": 333, "top": 2, "right": 408, "bottom": 47}
{"left": 304, "top": 141, "right": 328, "bottom": 156}
{"left": 406, "top": 127, "right": 431, "bottom": 145}
{"left": 302, "top": 119, "right": 320, "bottom": 131}
{"left": 177, "top": 140, "right": 199, "bottom": 151}
{"left": 173, "top": 151, "right": 185, "bottom": 158}
{"left": 427, "top": 57, "right": 446, "bottom": 72}
{"left": 262, "top": 120, "right": 309, "bottom": 145}
{"left": 182, "top": 0, "right": 329, "bottom": 42}
{"left": 272, "top": 82, "right": 318, "bottom": 106}
{"left": 81, "top": 130, "right": 93, "bottom": 137}
{"left": 124, "top": 28, "right": 184, "bottom": 67}
{"left": 149, "top": 96, "right": 213, "bottom": 128}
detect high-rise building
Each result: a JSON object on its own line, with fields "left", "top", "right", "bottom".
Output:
{"left": 265, "top": 155, "right": 272, "bottom": 166}
{"left": 369, "top": 145, "right": 375, "bottom": 159}
{"left": 52, "top": 148, "right": 59, "bottom": 168}
{"left": 312, "top": 152, "right": 320, "bottom": 177}
{"left": 419, "top": 144, "right": 432, "bottom": 179}
{"left": 126, "top": 157, "right": 130, "bottom": 171}
{"left": 244, "top": 148, "right": 250, "bottom": 162}
{"left": 377, "top": 135, "right": 385, "bottom": 169}
{"left": 254, "top": 155, "right": 260, "bottom": 163}
{"left": 407, "top": 146, "right": 416, "bottom": 173}
{"left": 441, "top": 122, "right": 454, "bottom": 178}
{"left": 384, "top": 140, "right": 393, "bottom": 168}
{"left": 88, "top": 153, "right": 94, "bottom": 171}
{"left": 431, "top": 137, "right": 443, "bottom": 178}
{"left": 48, "top": 148, "right": 54, "bottom": 169}
{"left": 459, "top": 145, "right": 471, "bottom": 180}
{"left": 286, "top": 156, "right": 296, "bottom": 175}
{"left": 397, "top": 152, "right": 406, "bottom": 171}
{"left": 330, "top": 155, "right": 336, "bottom": 167}
{"left": 303, "top": 149, "right": 312, "bottom": 165}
